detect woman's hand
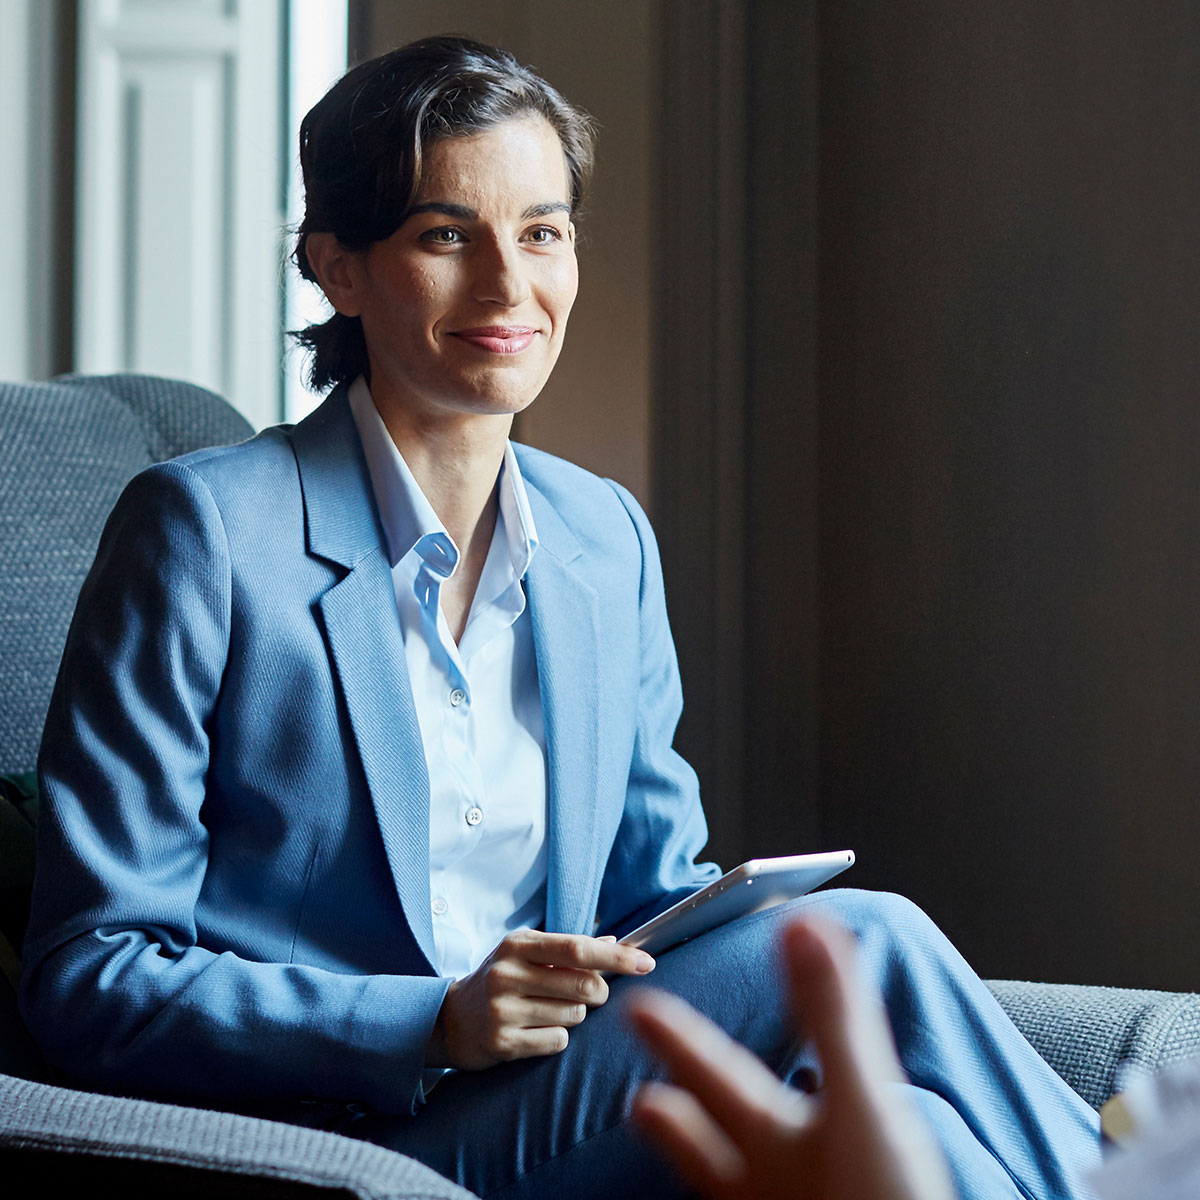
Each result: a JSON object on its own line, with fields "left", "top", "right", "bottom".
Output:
{"left": 627, "top": 917, "right": 955, "bottom": 1200}
{"left": 427, "top": 930, "right": 655, "bottom": 1070}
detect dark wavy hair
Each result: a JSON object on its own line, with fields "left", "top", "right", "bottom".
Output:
{"left": 292, "top": 35, "right": 595, "bottom": 393}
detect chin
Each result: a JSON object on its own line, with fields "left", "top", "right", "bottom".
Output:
{"left": 456, "top": 375, "right": 548, "bottom": 417}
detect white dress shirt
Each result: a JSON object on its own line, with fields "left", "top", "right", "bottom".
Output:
{"left": 347, "top": 376, "right": 548, "bottom": 981}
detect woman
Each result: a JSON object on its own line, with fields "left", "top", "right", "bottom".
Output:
{"left": 22, "top": 36, "right": 1099, "bottom": 1200}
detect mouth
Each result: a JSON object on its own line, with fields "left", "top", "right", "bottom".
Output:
{"left": 450, "top": 326, "right": 539, "bottom": 355}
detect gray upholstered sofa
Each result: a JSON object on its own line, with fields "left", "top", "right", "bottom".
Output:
{"left": 2, "top": 373, "right": 1199, "bottom": 1191}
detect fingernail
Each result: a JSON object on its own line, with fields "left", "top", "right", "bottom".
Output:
{"left": 635, "top": 951, "right": 655, "bottom": 973}
{"left": 597, "top": 935, "right": 618, "bottom": 943}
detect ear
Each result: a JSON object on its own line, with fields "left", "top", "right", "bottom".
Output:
{"left": 304, "top": 232, "right": 365, "bottom": 317}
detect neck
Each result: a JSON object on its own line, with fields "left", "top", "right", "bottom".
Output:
{"left": 370, "top": 393, "right": 512, "bottom": 558}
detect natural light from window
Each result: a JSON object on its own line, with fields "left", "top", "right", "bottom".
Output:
{"left": 285, "top": 0, "right": 349, "bottom": 422}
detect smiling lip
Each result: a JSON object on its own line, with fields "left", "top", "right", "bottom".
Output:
{"left": 451, "top": 326, "right": 538, "bottom": 354}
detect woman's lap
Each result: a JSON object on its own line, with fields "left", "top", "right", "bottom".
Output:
{"left": 344, "top": 889, "right": 1100, "bottom": 1200}
{"left": 348, "top": 897, "right": 800, "bottom": 1197}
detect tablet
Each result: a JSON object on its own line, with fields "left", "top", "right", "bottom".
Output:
{"left": 618, "top": 851, "right": 855, "bottom": 957}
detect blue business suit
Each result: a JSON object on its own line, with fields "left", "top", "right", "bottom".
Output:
{"left": 20, "top": 383, "right": 717, "bottom": 1116}
{"left": 22, "top": 384, "right": 1100, "bottom": 1199}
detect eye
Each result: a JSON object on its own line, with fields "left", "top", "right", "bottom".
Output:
{"left": 524, "top": 224, "right": 564, "bottom": 245}
{"left": 420, "top": 226, "right": 466, "bottom": 246}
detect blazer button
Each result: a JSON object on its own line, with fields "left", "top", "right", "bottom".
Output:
{"left": 465, "top": 806, "right": 484, "bottom": 827}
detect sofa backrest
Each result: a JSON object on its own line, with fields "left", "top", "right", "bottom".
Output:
{"left": 0, "top": 373, "right": 254, "bottom": 777}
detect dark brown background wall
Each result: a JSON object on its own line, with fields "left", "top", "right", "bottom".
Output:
{"left": 363, "top": 2, "right": 1200, "bottom": 991}
{"left": 812, "top": 2, "right": 1200, "bottom": 990}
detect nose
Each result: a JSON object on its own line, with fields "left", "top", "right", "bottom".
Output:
{"left": 472, "top": 236, "right": 530, "bottom": 308}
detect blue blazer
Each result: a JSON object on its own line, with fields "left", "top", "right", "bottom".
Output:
{"left": 21, "top": 385, "right": 718, "bottom": 1115}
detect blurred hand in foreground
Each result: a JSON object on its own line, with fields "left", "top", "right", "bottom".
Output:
{"left": 627, "top": 916, "right": 956, "bottom": 1200}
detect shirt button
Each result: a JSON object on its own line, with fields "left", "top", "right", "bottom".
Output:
{"left": 431, "top": 897, "right": 448, "bottom": 916}
{"left": 465, "top": 806, "right": 484, "bottom": 827}
{"left": 449, "top": 688, "right": 467, "bottom": 707}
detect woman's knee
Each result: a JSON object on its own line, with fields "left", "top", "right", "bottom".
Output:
{"left": 659, "top": 888, "right": 942, "bottom": 959}
{"left": 791, "top": 888, "right": 948, "bottom": 953}
{"left": 643, "top": 888, "right": 961, "bottom": 1012}
{"left": 793, "top": 885, "right": 911, "bottom": 919}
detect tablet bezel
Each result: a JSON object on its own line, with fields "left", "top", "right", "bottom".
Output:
{"left": 618, "top": 850, "right": 856, "bottom": 957}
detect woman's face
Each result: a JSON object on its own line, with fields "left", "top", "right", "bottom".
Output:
{"left": 341, "top": 116, "right": 578, "bottom": 425}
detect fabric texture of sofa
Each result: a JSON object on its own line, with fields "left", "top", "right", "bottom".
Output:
{"left": 2, "top": 372, "right": 1199, "bottom": 1192}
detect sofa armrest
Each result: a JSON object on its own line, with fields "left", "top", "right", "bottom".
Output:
{"left": 0, "top": 1074, "right": 476, "bottom": 1199}
{"left": 987, "top": 979, "right": 1200, "bottom": 1110}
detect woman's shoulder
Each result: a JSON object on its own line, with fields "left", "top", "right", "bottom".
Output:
{"left": 169, "top": 421, "right": 298, "bottom": 483}
{"left": 511, "top": 442, "right": 647, "bottom": 521}
{"left": 127, "top": 422, "right": 300, "bottom": 510}
{"left": 510, "top": 442, "right": 658, "bottom": 572}
{"left": 107, "top": 424, "right": 307, "bottom": 559}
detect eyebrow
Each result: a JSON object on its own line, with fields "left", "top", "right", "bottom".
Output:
{"left": 405, "top": 200, "right": 572, "bottom": 221}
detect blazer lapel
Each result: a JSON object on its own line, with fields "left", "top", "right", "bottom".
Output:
{"left": 291, "top": 386, "right": 437, "bottom": 971}
{"left": 523, "top": 482, "right": 605, "bottom": 935}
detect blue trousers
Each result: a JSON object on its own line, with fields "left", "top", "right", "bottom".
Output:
{"left": 347, "top": 890, "right": 1101, "bottom": 1199}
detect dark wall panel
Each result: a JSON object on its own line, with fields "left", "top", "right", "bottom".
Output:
{"left": 654, "top": 1, "right": 822, "bottom": 870}
{"left": 743, "top": 0, "right": 821, "bottom": 860}
{"left": 817, "top": 1, "right": 1200, "bottom": 988}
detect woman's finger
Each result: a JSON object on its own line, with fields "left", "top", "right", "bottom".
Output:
{"left": 492, "top": 1024, "right": 572, "bottom": 1061}
{"left": 495, "top": 994, "right": 589, "bottom": 1029}
{"left": 515, "top": 962, "right": 610, "bottom": 1007}
{"left": 633, "top": 1081, "right": 744, "bottom": 1199}
{"left": 503, "top": 929, "right": 655, "bottom": 976}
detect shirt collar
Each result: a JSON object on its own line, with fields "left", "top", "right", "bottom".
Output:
{"left": 346, "top": 375, "right": 539, "bottom": 579}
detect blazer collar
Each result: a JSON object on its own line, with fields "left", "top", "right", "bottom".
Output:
{"left": 290, "top": 381, "right": 385, "bottom": 569}
{"left": 512, "top": 446, "right": 582, "bottom": 567}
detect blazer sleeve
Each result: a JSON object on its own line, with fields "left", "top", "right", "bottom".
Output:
{"left": 19, "top": 461, "right": 447, "bottom": 1117}
{"left": 592, "top": 481, "right": 722, "bottom": 937}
